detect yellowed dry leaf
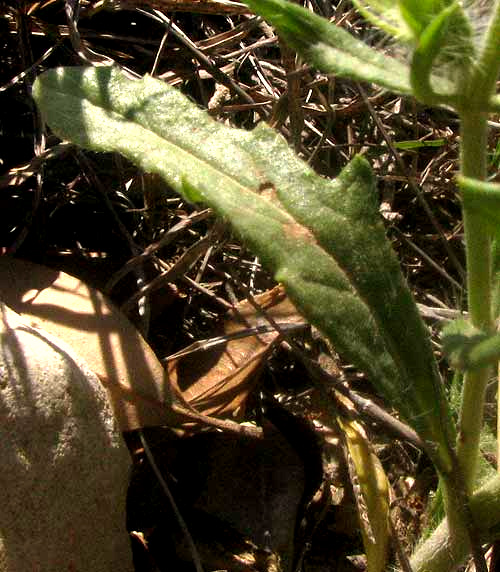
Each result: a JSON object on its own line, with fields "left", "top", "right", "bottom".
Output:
{"left": 338, "top": 417, "right": 391, "bottom": 572}
{"left": 168, "top": 285, "right": 305, "bottom": 420}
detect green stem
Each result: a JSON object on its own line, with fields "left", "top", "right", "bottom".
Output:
{"left": 411, "top": 474, "right": 500, "bottom": 572}
{"left": 471, "top": 0, "right": 500, "bottom": 479}
{"left": 454, "top": 1, "right": 500, "bottom": 498}
{"left": 412, "top": 6, "right": 500, "bottom": 569}
{"left": 456, "top": 110, "right": 492, "bottom": 492}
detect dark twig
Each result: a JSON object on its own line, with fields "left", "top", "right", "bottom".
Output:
{"left": 389, "top": 518, "right": 414, "bottom": 572}
{"left": 138, "top": 430, "right": 205, "bottom": 572}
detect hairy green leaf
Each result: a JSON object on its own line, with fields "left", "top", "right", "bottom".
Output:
{"left": 492, "top": 231, "right": 500, "bottom": 322}
{"left": 352, "top": 0, "right": 412, "bottom": 39}
{"left": 33, "top": 65, "right": 454, "bottom": 469}
{"left": 442, "top": 319, "right": 500, "bottom": 371}
{"left": 460, "top": 175, "right": 500, "bottom": 320}
{"left": 243, "top": 0, "right": 412, "bottom": 94}
{"left": 465, "top": 179, "right": 500, "bottom": 324}
{"left": 460, "top": 173, "right": 500, "bottom": 336}
{"left": 353, "top": 0, "right": 457, "bottom": 42}
{"left": 460, "top": 176, "right": 500, "bottom": 231}
{"left": 490, "top": 95, "right": 500, "bottom": 112}
{"left": 399, "top": 0, "right": 454, "bottom": 38}
{"left": 410, "top": 2, "right": 474, "bottom": 104}
{"left": 411, "top": 4, "right": 459, "bottom": 103}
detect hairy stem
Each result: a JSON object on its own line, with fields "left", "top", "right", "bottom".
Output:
{"left": 456, "top": 110, "right": 492, "bottom": 491}
{"left": 410, "top": 475, "right": 500, "bottom": 572}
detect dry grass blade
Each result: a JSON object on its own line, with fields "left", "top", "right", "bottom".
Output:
{"left": 90, "top": 0, "right": 250, "bottom": 14}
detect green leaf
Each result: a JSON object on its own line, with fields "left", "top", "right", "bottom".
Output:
{"left": 410, "top": 3, "right": 460, "bottom": 103}
{"left": 398, "top": 0, "right": 451, "bottom": 39}
{"left": 352, "top": 0, "right": 413, "bottom": 40}
{"left": 490, "top": 95, "right": 500, "bottom": 113}
{"left": 242, "top": 0, "right": 462, "bottom": 104}
{"left": 442, "top": 318, "right": 500, "bottom": 370}
{"left": 492, "top": 231, "right": 500, "bottom": 322}
{"left": 353, "top": 0, "right": 457, "bottom": 43}
{"left": 490, "top": 140, "right": 500, "bottom": 171}
{"left": 395, "top": 138, "right": 446, "bottom": 149}
{"left": 242, "top": 0, "right": 412, "bottom": 94}
{"left": 485, "top": 179, "right": 500, "bottom": 320}
{"left": 459, "top": 176, "right": 500, "bottom": 231}
{"left": 33, "top": 65, "right": 455, "bottom": 471}
{"left": 410, "top": 2, "right": 474, "bottom": 105}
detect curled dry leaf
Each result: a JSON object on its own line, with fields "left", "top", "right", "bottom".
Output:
{"left": 167, "top": 285, "right": 306, "bottom": 420}
{"left": 0, "top": 256, "right": 176, "bottom": 431}
{"left": 339, "top": 416, "right": 391, "bottom": 572}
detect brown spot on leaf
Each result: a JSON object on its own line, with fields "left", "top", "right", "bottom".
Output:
{"left": 283, "top": 220, "right": 316, "bottom": 242}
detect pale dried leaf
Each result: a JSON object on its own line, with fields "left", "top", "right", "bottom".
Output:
{"left": 0, "top": 256, "right": 175, "bottom": 431}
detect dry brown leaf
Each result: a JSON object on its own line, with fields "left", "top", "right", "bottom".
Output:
{"left": 167, "top": 285, "right": 306, "bottom": 420}
{"left": 0, "top": 256, "right": 176, "bottom": 431}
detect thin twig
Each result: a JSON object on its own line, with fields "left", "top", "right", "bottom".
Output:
{"left": 392, "top": 226, "right": 463, "bottom": 292}
{"left": 389, "top": 518, "right": 414, "bottom": 572}
{"left": 0, "top": 142, "right": 74, "bottom": 188}
{"left": 138, "top": 430, "right": 205, "bottom": 572}
{"left": 105, "top": 209, "right": 213, "bottom": 293}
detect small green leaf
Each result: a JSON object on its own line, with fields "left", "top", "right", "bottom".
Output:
{"left": 487, "top": 178, "right": 500, "bottom": 321}
{"left": 493, "top": 236, "right": 500, "bottom": 321}
{"left": 490, "top": 95, "right": 500, "bottom": 113}
{"left": 490, "top": 140, "right": 500, "bottom": 171}
{"left": 352, "top": 0, "right": 413, "bottom": 40}
{"left": 442, "top": 319, "right": 500, "bottom": 371}
{"left": 460, "top": 176, "right": 500, "bottom": 231}
{"left": 410, "top": 4, "right": 455, "bottom": 102}
{"left": 399, "top": 0, "right": 450, "bottom": 39}
{"left": 395, "top": 138, "right": 446, "bottom": 149}
{"left": 410, "top": 2, "right": 475, "bottom": 104}
{"left": 242, "top": 0, "right": 412, "bottom": 94}
{"left": 181, "top": 178, "right": 205, "bottom": 203}
{"left": 33, "top": 65, "right": 455, "bottom": 471}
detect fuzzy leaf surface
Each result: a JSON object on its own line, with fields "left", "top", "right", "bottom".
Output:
{"left": 33, "top": 65, "right": 454, "bottom": 467}
{"left": 244, "top": 0, "right": 412, "bottom": 94}
{"left": 459, "top": 177, "right": 500, "bottom": 320}
{"left": 442, "top": 319, "right": 500, "bottom": 371}
{"left": 352, "top": 0, "right": 412, "bottom": 39}
{"left": 244, "top": 0, "right": 459, "bottom": 102}
{"left": 460, "top": 177, "right": 500, "bottom": 231}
